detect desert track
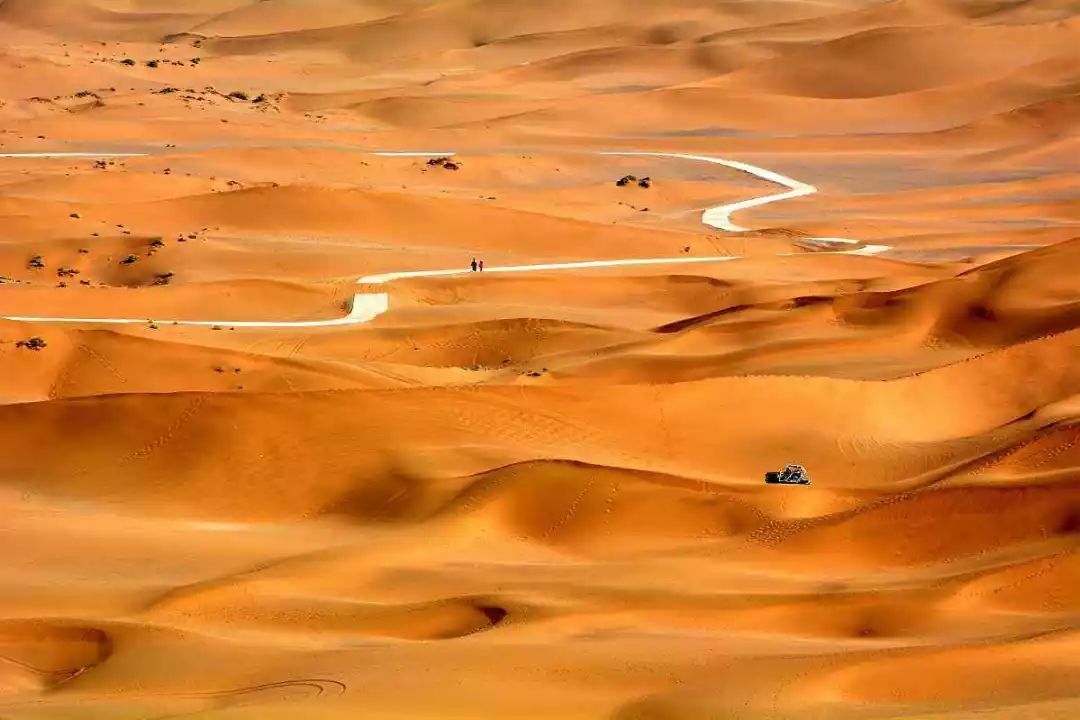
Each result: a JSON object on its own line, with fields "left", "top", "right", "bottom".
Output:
{"left": 1, "top": 150, "right": 890, "bottom": 328}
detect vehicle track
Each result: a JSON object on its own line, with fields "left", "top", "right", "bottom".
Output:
{"left": 2, "top": 150, "right": 891, "bottom": 328}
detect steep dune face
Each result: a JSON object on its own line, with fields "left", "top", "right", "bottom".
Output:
{"left": 836, "top": 237, "right": 1080, "bottom": 345}
{"left": 0, "top": 1, "right": 1077, "bottom": 719}
{"left": 0, "top": 621, "right": 111, "bottom": 694}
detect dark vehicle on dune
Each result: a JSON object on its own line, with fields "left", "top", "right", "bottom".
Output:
{"left": 765, "top": 464, "right": 811, "bottom": 485}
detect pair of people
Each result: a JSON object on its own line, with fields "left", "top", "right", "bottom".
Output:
{"left": 470, "top": 258, "right": 485, "bottom": 272}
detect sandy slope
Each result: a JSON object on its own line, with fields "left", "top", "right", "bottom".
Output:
{"left": 0, "top": 1, "right": 1077, "bottom": 719}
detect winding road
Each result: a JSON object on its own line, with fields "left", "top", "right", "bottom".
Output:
{"left": 2, "top": 151, "right": 890, "bottom": 328}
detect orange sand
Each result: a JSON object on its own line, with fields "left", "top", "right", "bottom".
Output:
{"left": 0, "top": 1, "right": 1077, "bottom": 718}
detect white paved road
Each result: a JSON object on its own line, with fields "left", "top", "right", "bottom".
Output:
{"left": 2, "top": 150, "right": 890, "bottom": 328}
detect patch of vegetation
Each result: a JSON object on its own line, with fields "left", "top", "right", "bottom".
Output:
{"left": 427, "top": 156, "right": 460, "bottom": 170}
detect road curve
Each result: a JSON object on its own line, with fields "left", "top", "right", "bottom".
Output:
{"left": 2, "top": 151, "right": 890, "bottom": 328}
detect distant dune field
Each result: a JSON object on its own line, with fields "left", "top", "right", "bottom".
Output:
{"left": 0, "top": 1, "right": 1077, "bottom": 718}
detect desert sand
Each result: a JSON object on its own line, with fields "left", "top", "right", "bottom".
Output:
{"left": 0, "top": 1, "right": 1077, "bottom": 718}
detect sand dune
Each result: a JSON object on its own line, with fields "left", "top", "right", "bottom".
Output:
{"left": 712, "top": 23, "right": 1077, "bottom": 99}
{"left": 0, "top": 0, "right": 1076, "bottom": 718}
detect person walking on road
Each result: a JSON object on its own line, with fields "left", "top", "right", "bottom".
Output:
{"left": 470, "top": 258, "right": 478, "bottom": 272}
{"left": 478, "top": 259, "right": 485, "bottom": 272}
